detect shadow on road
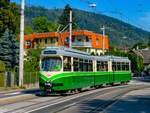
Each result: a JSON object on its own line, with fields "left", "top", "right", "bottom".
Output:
{"left": 74, "top": 95, "right": 150, "bottom": 113}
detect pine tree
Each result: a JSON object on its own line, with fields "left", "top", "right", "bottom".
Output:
{"left": 58, "top": 4, "right": 78, "bottom": 31}
{"left": 0, "top": 29, "right": 19, "bottom": 70}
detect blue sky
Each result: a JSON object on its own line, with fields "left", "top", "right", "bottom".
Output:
{"left": 11, "top": 0, "right": 150, "bottom": 32}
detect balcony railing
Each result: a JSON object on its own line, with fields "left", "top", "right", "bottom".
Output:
{"left": 72, "top": 42, "right": 92, "bottom": 47}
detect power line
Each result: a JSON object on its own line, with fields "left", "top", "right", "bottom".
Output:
{"left": 79, "top": 0, "right": 146, "bottom": 30}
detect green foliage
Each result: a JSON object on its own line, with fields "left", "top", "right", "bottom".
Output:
{"left": 32, "top": 16, "right": 49, "bottom": 33}
{"left": 25, "top": 25, "right": 33, "bottom": 34}
{"left": 0, "top": 60, "right": 5, "bottom": 72}
{"left": 127, "top": 51, "right": 144, "bottom": 73}
{"left": 91, "top": 52, "right": 95, "bottom": 56}
{"left": 32, "top": 16, "right": 58, "bottom": 33}
{"left": 58, "top": 4, "right": 78, "bottom": 30}
{"left": 47, "top": 22, "right": 59, "bottom": 32}
{"left": 0, "top": 1, "right": 19, "bottom": 37}
{"left": 146, "top": 65, "right": 150, "bottom": 71}
{"left": 0, "top": 0, "right": 9, "bottom": 8}
{"left": 132, "top": 42, "right": 147, "bottom": 50}
{"left": 106, "top": 46, "right": 127, "bottom": 57}
{"left": 24, "top": 48, "right": 42, "bottom": 72}
{"left": 107, "top": 46, "right": 144, "bottom": 72}
{"left": 0, "top": 60, "right": 5, "bottom": 87}
{"left": 0, "top": 30, "right": 19, "bottom": 70}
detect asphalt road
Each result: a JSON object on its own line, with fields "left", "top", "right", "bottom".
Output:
{"left": 29, "top": 85, "right": 149, "bottom": 113}
{"left": 0, "top": 83, "right": 150, "bottom": 113}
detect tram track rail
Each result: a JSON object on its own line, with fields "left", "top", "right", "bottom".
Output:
{"left": 26, "top": 85, "right": 149, "bottom": 113}
{"left": 1, "top": 85, "right": 123, "bottom": 113}
{"left": 54, "top": 85, "right": 150, "bottom": 113}
{"left": 88, "top": 87, "right": 141, "bottom": 113}
{"left": 1, "top": 84, "right": 150, "bottom": 113}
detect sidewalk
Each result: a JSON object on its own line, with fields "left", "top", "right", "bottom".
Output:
{"left": 104, "top": 87, "right": 150, "bottom": 113}
{"left": 0, "top": 87, "right": 39, "bottom": 95}
{"left": 133, "top": 76, "right": 150, "bottom": 82}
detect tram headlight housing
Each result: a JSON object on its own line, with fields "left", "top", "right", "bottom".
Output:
{"left": 45, "top": 81, "right": 52, "bottom": 87}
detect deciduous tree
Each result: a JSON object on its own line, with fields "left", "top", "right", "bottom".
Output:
{"left": 32, "top": 16, "right": 58, "bottom": 33}
{"left": 0, "top": 1, "right": 19, "bottom": 37}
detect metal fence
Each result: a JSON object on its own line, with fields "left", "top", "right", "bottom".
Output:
{"left": 23, "top": 72, "right": 39, "bottom": 88}
{"left": 0, "top": 71, "right": 39, "bottom": 88}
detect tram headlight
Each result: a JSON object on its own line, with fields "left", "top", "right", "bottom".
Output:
{"left": 45, "top": 81, "right": 52, "bottom": 87}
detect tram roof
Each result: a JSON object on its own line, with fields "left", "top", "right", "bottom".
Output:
{"left": 41, "top": 47, "right": 130, "bottom": 62}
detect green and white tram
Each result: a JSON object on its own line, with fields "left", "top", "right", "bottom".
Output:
{"left": 39, "top": 47, "right": 131, "bottom": 93}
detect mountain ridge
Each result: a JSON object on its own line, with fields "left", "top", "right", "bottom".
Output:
{"left": 24, "top": 6, "right": 149, "bottom": 47}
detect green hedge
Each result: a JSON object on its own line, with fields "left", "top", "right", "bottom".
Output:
{"left": 0, "top": 73, "right": 5, "bottom": 87}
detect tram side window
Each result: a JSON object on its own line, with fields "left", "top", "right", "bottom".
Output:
{"left": 88, "top": 60, "right": 93, "bottom": 72}
{"left": 83, "top": 60, "right": 88, "bottom": 71}
{"left": 73, "top": 58, "right": 79, "bottom": 71}
{"left": 97, "top": 61, "right": 108, "bottom": 71}
{"left": 112, "top": 62, "right": 117, "bottom": 71}
{"left": 122, "top": 62, "right": 126, "bottom": 71}
{"left": 104, "top": 61, "right": 108, "bottom": 71}
{"left": 73, "top": 58, "right": 93, "bottom": 72}
{"left": 79, "top": 59, "right": 83, "bottom": 71}
{"left": 116, "top": 62, "right": 121, "bottom": 71}
{"left": 63, "top": 56, "right": 71, "bottom": 71}
{"left": 125, "top": 62, "right": 129, "bottom": 71}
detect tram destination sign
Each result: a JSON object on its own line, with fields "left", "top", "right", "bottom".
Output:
{"left": 44, "top": 50, "right": 57, "bottom": 54}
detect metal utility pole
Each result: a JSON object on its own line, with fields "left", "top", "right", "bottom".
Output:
{"left": 69, "top": 10, "right": 72, "bottom": 48}
{"left": 101, "top": 25, "right": 105, "bottom": 55}
{"left": 19, "top": 0, "right": 25, "bottom": 87}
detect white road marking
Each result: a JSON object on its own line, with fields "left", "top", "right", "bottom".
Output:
{"left": 4, "top": 92, "right": 21, "bottom": 96}
{"left": 26, "top": 87, "right": 114, "bottom": 113}
{"left": 62, "top": 102, "right": 77, "bottom": 109}
{"left": 26, "top": 95, "right": 86, "bottom": 113}
{"left": 26, "top": 86, "right": 129, "bottom": 113}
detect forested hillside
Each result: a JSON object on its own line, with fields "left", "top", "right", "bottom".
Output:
{"left": 24, "top": 6, "right": 149, "bottom": 47}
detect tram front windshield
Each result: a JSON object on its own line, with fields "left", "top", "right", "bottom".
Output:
{"left": 41, "top": 57, "right": 62, "bottom": 71}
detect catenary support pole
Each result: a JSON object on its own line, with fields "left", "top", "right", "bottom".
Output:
{"left": 69, "top": 10, "right": 72, "bottom": 48}
{"left": 19, "top": 0, "right": 25, "bottom": 87}
{"left": 101, "top": 25, "right": 105, "bottom": 55}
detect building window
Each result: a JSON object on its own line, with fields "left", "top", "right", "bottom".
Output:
{"left": 65, "top": 37, "right": 69, "bottom": 43}
{"left": 45, "top": 38, "right": 48, "bottom": 44}
{"left": 26, "top": 40, "right": 31, "bottom": 46}
{"left": 96, "top": 38, "right": 99, "bottom": 45}
{"left": 39, "top": 39, "right": 42, "bottom": 43}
